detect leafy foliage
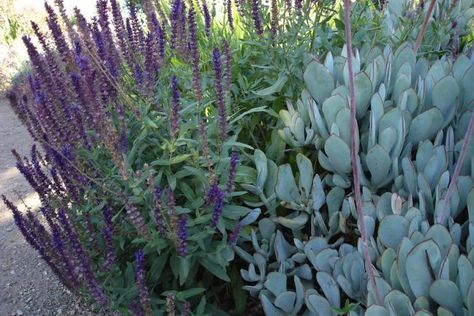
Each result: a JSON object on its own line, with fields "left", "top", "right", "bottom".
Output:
{"left": 2, "top": 0, "right": 474, "bottom": 315}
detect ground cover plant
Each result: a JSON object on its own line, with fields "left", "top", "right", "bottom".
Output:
{"left": 2, "top": 0, "right": 474, "bottom": 315}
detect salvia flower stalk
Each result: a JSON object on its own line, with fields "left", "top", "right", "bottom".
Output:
{"left": 125, "top": 201, "right": 149, "bottom": 238}
{"left": 226, "top": 151, "right": 240, "bottom": 194}
{"left": 134, "top": 249, "right": 152, "bottom": 316}
{"left": 188, "top": 6, "right": 202, "bottom": 102}
{"left": 209, "top": 182, "right": 225, "bottom": 227}
{"left": 177, "top": 215, "right": 188, "bottom": 257}
{"left": 153, "top": 187, "right": 167, "bottom": 236}
{"left": 212, "top": 48, "right": 228, "bottom": 142}
{"left": 251, "top": 0, "right": 263, "bottom": 36}
{"left": 170, "top": 76, "right": 181, "bottom": 141}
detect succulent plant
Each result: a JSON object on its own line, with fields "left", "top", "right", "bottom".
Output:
{"left": 364, "top": 190, "right": 474, "bottom": 315}
{"left": 280, "top": 43, "right": 474, "bottom": 203}
{"left": 241, "top": 42, "right": 474, "bottom": 315}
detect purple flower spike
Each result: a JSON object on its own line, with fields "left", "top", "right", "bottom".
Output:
{"left": 251, "top": 0, "right": 263, "bottom": 36}
{"left": 228, "top": 223, "right": 242, "bottom": 245}
{"left": 227, "top": 0, "right": 234, "bottom": 30}
{"left": 177, "top": 215, "right": 187, "bottom": 257}
{"left": 226, "top": 151, "right": 240, "bottom": 194}
{"left": 222, "top": 40, "right": 232, "bottom": 94}
{"left": 134, "top": 249, "right": 152, "bottom": 316}
{"left": 212, "top": 48, "right": 228, "bottom": 142}
{"left": 154, "top": 187, "right": 167, "bottom": 236}
{"left": 209, "top": 183, "right": 225, "bottom": 228}
{"left": 171, "top": 76, "right": 180, "bottom": 141}
{"left": 125, "top": 202, "right": 149, "bottom": 238}
{"left": 165, "top": 187, "right": 178, "bottom": 234}
{"left": 202, "top": 0, "right": 212, "bottom": 37}
{"left": 102, "top": 206, "right": 116, "bottom": 270}
{"left": 166, "top": 294, "right": 176, "bottom": 316}
{"left": 295, "top": 0, "right": 302, "bottom": 15}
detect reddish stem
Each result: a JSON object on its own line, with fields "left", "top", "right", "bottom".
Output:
{"left": 414, "top": 0, "right": 437, "bottom": 55}
{"left": 343, "top": 0, "right": 383, "bottom": 305}
{"left": 437, "top": 110, "right": 474, "bottom": 224}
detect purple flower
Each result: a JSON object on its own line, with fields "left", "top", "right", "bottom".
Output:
{"left": 166, "top": 294, "right": 176, "bottom": 316}
{"left": 74, "top": 8, "right": 93, "bottom": 44}
{"left": 110, "top": 0, "right": 131, "bottom": 64}
{"left": 102, "top": 206, "right": 116, "bottom": 270}
{"left": 170, "top": 0, "right": 187, "bottom": 52}
{"left": 198, "top": 121, "right": 211, "bottom": 169}
{"left": 205, "top": 180, "right": 220, "bottom": 206}
{"left": 251, "top": 0, "right": 263, "bottom": 36}
{"left": 157, "top": 20, "right": 167, "bottom": 59}
{"left": 295, "top": 0, "right": 302, "bottom": 15}
{"left": 171, "top": 76, "right": 180, "bottom": 141}
{"left": 134, "top": 249, "right": 152, "bottom": 316}
{"left": 2, "top": 195, "right": 37, "bottom": 252}
{"left": 212, "top": 48, "right": 228, "bottom": 142}
{"left": 227, "top": 0, "right": 234, "bottom": 30}
{"left": 202, "top": 1, "right": 212, "bottom": 37}
{"left": 54, "top": 0, "right": 75, "bottom": 43}
{"left": 165, "top": 187, "right": 178, "bottom": 233}
{"left": 96, "top": 0, "right": 120, "bottom": 79}
{"left": 125, "top": 202, "right": 149, "bottom": 238}
{"left": 13, "top": 150, "right": 45, "bottom": 199}
{"left": 57, "top": 208, "right": 107, "bottom": 305}
{"left": 177, "top": 215, "right": 188, "bottom": 257}
{"left": 183, "top": 301, "right": 192, "bottom": 316}
{"left": 154, "top": 187, "right": 167, "bottom": 236}
{"left": 209, "top": 183, "right": 225, "bottom": 227}
{"left": 271, "top": 0, "right": 279, "bottom": 39}
{"left": 51, "top": 224, "right": 79, "bottom": 287}
{"left": 129, "top": 4, "right": 145, "bottom": 55}
{"left": 145, "top": 33, "right": 159, "bottom": 88}
{"left": 44, "top": 3, "right": 71, "bottom": 63}
{"left": 228, "top": 223, "right": 242, "bottom": 245}
{"left": 149, "top": 12, "right": 165, "bottom": 62}
{"left": 226, "top": 151, "right": 240, "bottom": 193}
{"left": 31, "top": 21, "right": 50, "bottom": 54}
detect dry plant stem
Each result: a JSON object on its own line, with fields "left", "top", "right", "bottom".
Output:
{"left": 437, "top": 110, "right": 474, "bottom": 224}
{"left": 414, "top": 0, "right": 437, "bottom": 55}
{"left": 343, "top": 0, "right": 383, "bottom": 305}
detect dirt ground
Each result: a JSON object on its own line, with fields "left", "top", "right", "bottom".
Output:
{"left": 0, "top": 98, "right": 103, "bottom": 316}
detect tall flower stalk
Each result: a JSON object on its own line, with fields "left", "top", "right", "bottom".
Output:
{"left": 343, "top": 0, "right": 382, "bottom": 305}
{"left": 134, "top": 249, "right": 152, "bottom": 316}
{"left": 212, "top": 48, "right": 228, "bottom": 142}
{"left": 414, "top": 0, "right": 437, "bottom": 54}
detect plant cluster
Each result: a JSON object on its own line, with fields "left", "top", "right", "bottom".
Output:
{"left": 3, "top": 0, "right": 474, "bottom": 315}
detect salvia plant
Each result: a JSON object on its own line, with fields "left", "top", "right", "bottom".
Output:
{"left": 2, "top": 0, "right": 474, "bottom": 314}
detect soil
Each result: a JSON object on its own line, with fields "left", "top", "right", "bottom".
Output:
{"left": 0, "top": 98, "right": 104, "bottom": 316}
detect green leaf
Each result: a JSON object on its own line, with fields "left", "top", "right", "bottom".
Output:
{"left": 429, "top": 280, "right": 463, "bottom": 316}
{"left": 253, "top": 73, "right": 288, "bottom": 96}
{"left": 200, "top": 257, "right": 230, "bottom": 282}
{"left": 304, "top": 60, "right": 335, "bottom": 104}
{"left": 276, "top": 164, "right": 301, "bottom": 203}
{"left": 229, "top": 106, "right": 278, "bottom": 125}
{"left": 324, "top": 135, "right": 352, "bottom": 174}
{"left": 366, "top": 145, "right": 391, "bottom": 186}
{"left": 176, "top": 287, "right": 206, "bottom": 300}
{"left": 408, "top": 108, "right": 444, "bottom": 144}
{"left": 378, "top": 215, "right": 409, "bottom": 249}
{"left": 179, "top": 256, "right": 191, "bottom": 285}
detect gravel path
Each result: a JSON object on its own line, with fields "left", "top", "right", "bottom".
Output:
{"left": 0, "top": 98, "right": 102, "bottom": 316}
